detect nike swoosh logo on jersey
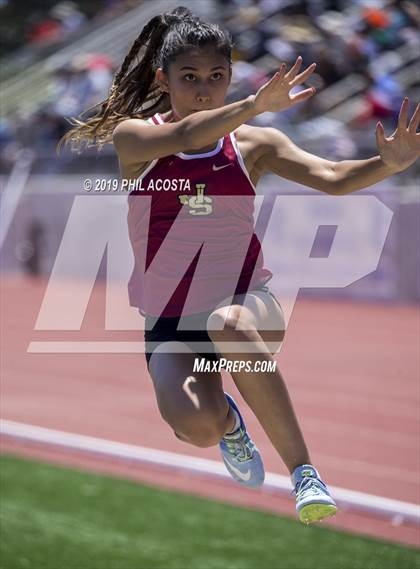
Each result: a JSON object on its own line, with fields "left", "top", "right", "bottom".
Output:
{"left": 212, "top": 163, "right": 232, "bottom": 171}
{"left": 223, "top": 458, "right": 251, "bottom": 481}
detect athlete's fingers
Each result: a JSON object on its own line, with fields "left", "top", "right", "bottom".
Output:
{"left": 289, "top": 63, "right": 317, "bottom": 87}
{"left": 284, "top": 56, "right": 303, "bottom": 81}
{"left": 408, "top": 102, "right": 420, "bottom": 133}
{"left": 289, "top": 87, "right": 316, "bottom": 105}
{"left": 398, "top": 97, "right": 409, "bottom": 130}
{"left": 266, "top": 63, "right": 287, "bottom": 88}
{"left": 278, "top": 62, "right": 287, "bottom": 81}
{"left": 375, "top": 121, "right": 387, "bottom": 146}
{"left": 265, "top": 69, "right": 283, "bottom": 88}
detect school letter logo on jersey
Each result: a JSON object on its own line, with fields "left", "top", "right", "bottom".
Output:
{"left": 179, "top": 183, "right": 212, "bottom": 216}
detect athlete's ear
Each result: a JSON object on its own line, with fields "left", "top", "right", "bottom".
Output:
{"left": 156, "top": 68, "right": 170, "bottom": 94}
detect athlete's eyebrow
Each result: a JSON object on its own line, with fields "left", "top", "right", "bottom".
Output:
{"left": 179, "top": 65, "right": 226, "bottom": 71}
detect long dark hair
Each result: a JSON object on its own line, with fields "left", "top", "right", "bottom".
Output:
{"left": 58, "top": 6, "right": 233, "bottom": 152}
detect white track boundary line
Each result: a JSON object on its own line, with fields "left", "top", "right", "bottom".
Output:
{"left": 1, "top": 419, "right": 419, "bottom": 525}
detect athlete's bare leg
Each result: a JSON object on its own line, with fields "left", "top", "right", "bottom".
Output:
{"left": 148, "top": 342, "right": 236, "bottom": 447}
{"left": 207, "top": 291, "right": 311, "bottom": 473}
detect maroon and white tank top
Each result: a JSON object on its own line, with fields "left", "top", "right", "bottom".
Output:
{"left": 127, "top": 112, "right": 272, "bottom": 317}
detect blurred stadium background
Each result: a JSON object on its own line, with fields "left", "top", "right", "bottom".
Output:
{"left": 0, "top": 1, "right": 419, "bottom": 568}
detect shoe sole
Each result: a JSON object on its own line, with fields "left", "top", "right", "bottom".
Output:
{"left": 298, "top": 503, "right": 338, "bottom": 524}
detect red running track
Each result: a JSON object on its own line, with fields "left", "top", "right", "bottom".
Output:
{"left": 1, "top": 274, "right": 419, "bottom": 547}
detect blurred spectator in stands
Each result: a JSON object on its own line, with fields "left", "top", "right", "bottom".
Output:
{"left": 26, "top": 2, "right": 85, "bottom": 47}
{"left": 52, "top": 60, "right": 93, "bottom": 118}
{"left": 50, "top": 1, "right": 86, "bottom": 36}
{"left": 356, "top": 68, "right": 404, "bottom": 126}
{"left": 82, "top": 53, "right": 114, "bottom": 102}
{"left": 0, "top": 118, "right": 14, "bottom": 149}
{"left": 31, "top": 106, "right": 68, "bottom": 151}
{"left": 51, "top": 53, "right": 113, "bottom": 120}
{"left": 26, "top": 13, "right": 62, "bottom": 46}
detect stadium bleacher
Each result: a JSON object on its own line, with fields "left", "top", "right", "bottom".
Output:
{"left": 0, "top": 0, "right": 419, "bottom": 170}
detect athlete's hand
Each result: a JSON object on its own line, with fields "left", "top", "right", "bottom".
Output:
{"left": 376, "top": 98, "right": 420, "bottom": 173}
{"left": 252, "top": 57, "right": 316, "bottom": 114}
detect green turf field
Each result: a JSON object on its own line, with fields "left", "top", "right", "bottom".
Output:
{"left": 0, "top": 454, "right": 419, "bottom": 569}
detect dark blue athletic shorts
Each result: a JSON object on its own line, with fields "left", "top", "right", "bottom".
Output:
{"left": 143, "top": 283, "right": 271, "bottom": 370}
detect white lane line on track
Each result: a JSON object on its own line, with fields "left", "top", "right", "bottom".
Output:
{"left": 1, "top": 419, "right": 419, "bottom": 525}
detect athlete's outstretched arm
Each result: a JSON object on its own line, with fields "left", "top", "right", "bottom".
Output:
{"left": 258, "top": 98, "right": 420, "bottom": 196}
{"left": 113, "top": 57, "right": 316, "bottom": 165}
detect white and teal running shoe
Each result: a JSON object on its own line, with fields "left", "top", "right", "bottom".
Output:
{"left": 292, "top": 464, "right": 338, "bottom": 524}
{"left": 219, "top": 393, "right": 265, "bottom": 489}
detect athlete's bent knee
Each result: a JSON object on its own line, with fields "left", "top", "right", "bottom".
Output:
{"left": 207, "top": 310, "right": 256, "bottom": 344}
{"left": 171, "top": 413, "right": 227, "bottom": 448}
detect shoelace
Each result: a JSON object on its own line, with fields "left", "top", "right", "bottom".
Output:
{"left": 293, "top": 477, "right": 328, "bottom": 500}
{"left": 222, "top": 427, "right": 254, "bottom": 462}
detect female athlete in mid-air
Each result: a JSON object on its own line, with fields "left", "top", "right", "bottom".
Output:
{"left": 61, "top": 7, "right": 419, "bottom": 524}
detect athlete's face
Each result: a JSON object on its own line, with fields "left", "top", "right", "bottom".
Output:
{"left": 156, "top": 46, "right": 231, "bottom": 120}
